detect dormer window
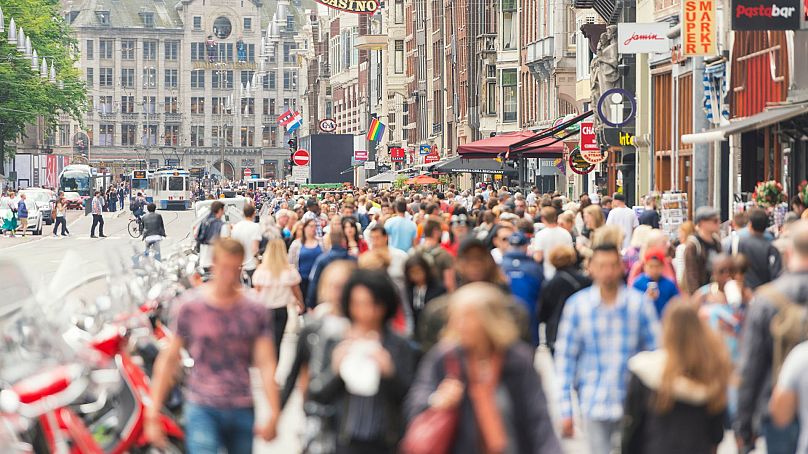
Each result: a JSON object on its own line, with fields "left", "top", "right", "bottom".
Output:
{"left": 96, "top": 11, "right": 110, "bottom": 25}
{"left": 141, "top": 12, "right": 154, "bottom": 28}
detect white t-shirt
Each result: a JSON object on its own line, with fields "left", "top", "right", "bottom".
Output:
{"left": 252, "top": 266, "right": 302, "bottom": 309}
{"left": 231, "top": 220, "right": 263, "bottom": 270}
{"left": 531, "top": 226, "right": 573, "bottom": 280}
{"left": 606, "top": 206, "right": 639, "bottom": 250}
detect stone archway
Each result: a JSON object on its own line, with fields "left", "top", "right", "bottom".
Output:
{"left": 212, "top": 159, "right": 236, "bottom": 180}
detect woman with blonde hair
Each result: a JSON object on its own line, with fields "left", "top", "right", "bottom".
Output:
{"left": 404, "top": 283, "right": 562, "bottom": 454}
{"left": 622, "top": 301, "right": 731, "bottom": 454}
{"left": 252, "top": 238, "right": 304, "bottom": 358}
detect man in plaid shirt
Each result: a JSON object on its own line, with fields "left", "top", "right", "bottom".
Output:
{"left": 555, "top": 243, "right": 660, "bottom": 454}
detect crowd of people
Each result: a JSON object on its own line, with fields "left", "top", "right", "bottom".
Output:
{"left": 143, "top": 181, "right": 808, "bottom": 454}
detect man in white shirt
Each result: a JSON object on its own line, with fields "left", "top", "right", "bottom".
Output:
{"left": 230, "top": 204, "right": 263, "bottom": 284}
{"left": 605, "top": 192, "right": 638, "bottom": 250}
{"left": 532, "top": 206, "right": 573, "bottom": 280}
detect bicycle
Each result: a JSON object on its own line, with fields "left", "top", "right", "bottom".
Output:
{"left": 128, "top": 216, "right": 144, "bottom": 238}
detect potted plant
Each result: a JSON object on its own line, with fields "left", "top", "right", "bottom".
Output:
{"left": 752, "top": 180, "right": 787, "bottom": 208}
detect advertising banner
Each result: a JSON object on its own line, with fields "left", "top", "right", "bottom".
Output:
{"left": 683, "top": 0, "right": 717, "bottom": 56}
{"left": 732, "top": 0, "right": 801, "bottom": 29}
{"left": 618, "top": 23, "right": 671, "bottom": 53}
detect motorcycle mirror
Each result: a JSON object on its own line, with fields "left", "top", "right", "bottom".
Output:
{"left": 0, "top": 390, "right": 20, "bottom": 413}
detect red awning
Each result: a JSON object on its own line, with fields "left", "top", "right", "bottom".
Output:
{"left": 457, "top": 130, "right": 565, "bottom": 159}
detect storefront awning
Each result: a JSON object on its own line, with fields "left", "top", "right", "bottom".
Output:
{"left": 366, "top": 170, "right": 398, "bottom": 184}
{"left": 682, "top": 103, "right": 808, "bottom": 144}
{"left": 429, "top": 156, "right": 518, "bottom": 175}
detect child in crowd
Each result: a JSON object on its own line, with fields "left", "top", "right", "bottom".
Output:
{"left": 632, "top": 247, "right": 679, "bottom": 317}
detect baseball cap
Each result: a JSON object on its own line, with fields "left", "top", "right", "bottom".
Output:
{"left": 508, "top": 232, "right": 529, "bottom": 247}
{"left": 643, "top": 246, "right": 667, "bottom": 264}
{"left": 694, "top": 206, "right": 720, "bottom": 224}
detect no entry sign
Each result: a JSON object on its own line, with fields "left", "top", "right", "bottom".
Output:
{"left": 243, "top": 168, "right": 252, "bottom": 177}
{"left": 292, "top": 149, "right": 310, "bottom": 166}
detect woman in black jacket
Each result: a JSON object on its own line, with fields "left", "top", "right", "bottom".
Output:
{"left": 622, "top": 301, "right": 731, "bottom": 454}
{"left": 537, "top": 245, "right": 591, "bottom": 353}
{"left": 404, "top": 254, "right": 446, "bottom": 331}
{"left": 308, "top": 269, "right": 415, "bottom": 454}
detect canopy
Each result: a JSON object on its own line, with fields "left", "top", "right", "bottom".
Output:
{"left": 405, "top": 174, "right": 440, "bottom": 185}
{"left": 430, "top": 156, "right": 517, "bottom": 175}
{"left": 682, "top": 102, "right": 808, "bottom": 144}
{"left": 366, "top": 170, "right": 398, "bottom": 184}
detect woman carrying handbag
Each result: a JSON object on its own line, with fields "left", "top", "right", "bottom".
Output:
{"left": 403, "top": 283, "right": 562, "bottom": 454}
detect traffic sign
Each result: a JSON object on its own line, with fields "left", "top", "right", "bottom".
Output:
{"left": 354, "top": 150, "right": 368, "bottom": 161}
{"left": 292, "top": 165, "right": 309, "bottom": 183}
{"left": 319, "top": 118, "right": 337, "bottom": 133}
{"left": 292, "top": 149, "right": 310, "bottom": 166}
{"left": 243, "top": 168, "right": 252, "bottom": 177}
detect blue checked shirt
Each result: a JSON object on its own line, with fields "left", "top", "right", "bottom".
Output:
{"left": 555, "top": 284, "right": 660, "bottom": 421}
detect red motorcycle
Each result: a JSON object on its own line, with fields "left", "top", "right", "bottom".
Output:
{"left": 2, "top": 325, "right": 184, "bottom": 453}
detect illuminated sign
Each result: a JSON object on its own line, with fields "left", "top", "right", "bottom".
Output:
{"left": 314, "top": 0, "right": 380, "bottom": 14}
{"left": 732, "top": 0, "right": 801, "bottom": 29}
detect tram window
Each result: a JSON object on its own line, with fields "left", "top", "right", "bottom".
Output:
{"left": 168, "top": 177, "right": 184, "bottom": 191}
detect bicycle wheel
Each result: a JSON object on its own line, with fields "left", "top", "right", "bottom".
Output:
{"left": 128, "top": 219, "right": 141, "bottom": 238}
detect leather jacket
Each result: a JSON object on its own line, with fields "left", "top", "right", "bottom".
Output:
{"left": 141, "top": 212, "right": 166, "bottom": 239}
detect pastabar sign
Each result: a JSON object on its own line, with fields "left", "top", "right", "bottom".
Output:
{"left": 314, "top": 0, "right": 379, "bottom": 14}
{"left": 683, "top": 0, "right": 717, "bottom": 56}
{"left": 618, "top": 23, "right": 670, "bottom": 54}
{"left": 732, "top": 0, "right": 801, "bottom": 30}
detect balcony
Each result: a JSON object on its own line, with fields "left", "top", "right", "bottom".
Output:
{"left": 165, "top": 112, "right": 182, "bottom": 122}
{"left": 121, "top": 112, "right": 139, "bottom": 121}
{"left": 476, "top": 33, "right": 497, "bottom": 54}
{"left": 355, "top": 34, "right": 389, "bottom": 51}
{"left": 525, "top": 36, "right": 555, "bottom": 81}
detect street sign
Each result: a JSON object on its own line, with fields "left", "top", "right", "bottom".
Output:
{"left": 319, "top": 118, "right": 337, "bottom": 133}
{"left": 243, "top": 168, "right": 252, "bottom": 177}
{"left": 419, "top": 145, "right": 431, "bottom": 155}
{"left": 292, "top": 149, "right": 310, "bottom": 166}
{"left": 569, "top": 148, "right": 596, "bottom": 175}
{"left": 354, "top": 150, "right": 369, "bottom": 161}
{"left": 292, "top": 165, "right": 309, "bottom": 183}
{"left": 364, "top": 161, "right": 376, "bottom": 170}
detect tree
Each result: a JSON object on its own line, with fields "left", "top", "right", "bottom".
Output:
{"left": 0, "top": 0, "right": 86, "bottom": 175}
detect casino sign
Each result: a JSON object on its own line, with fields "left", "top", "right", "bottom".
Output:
{"left": 315, "top": 0, "right": 380, "bottom": 13}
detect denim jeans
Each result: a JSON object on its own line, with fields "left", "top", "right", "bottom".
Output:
{"left": 185, "top": 402, "right": 255, "bottom": 454}
{"left": 762, "top": 416, "right": 799, "bottom": 454}
{"left": 584, "top": 418, "right": 621, "bottom": 454}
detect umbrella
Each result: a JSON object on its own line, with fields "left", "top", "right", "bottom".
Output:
{"left": 405, "top": 174, "right": 440, "bottom": 185}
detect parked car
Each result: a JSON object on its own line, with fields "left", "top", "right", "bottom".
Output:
{"left": 63, "top": 191, "right": 85, "bottom": 210}
{"left": 20, "top": 188, "right": 55, "bottom": 229}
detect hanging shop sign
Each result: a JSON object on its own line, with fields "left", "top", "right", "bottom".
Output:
{"left": 319, "top": 118, "right": 337, "bottom": 133}
{"left": 568, "top": 148, "right": 596, "bottom": 175}
{"left": 597, "top": 88, "right": 637, "bottom": 128}
{"left": 354, "top": 150, "right": 369, "bottom": 161}
{"left": 390, "top": 147, "right": 406, "bottom": 162}
{"left": 682, "top": 0, "right": 717, "bottom": 56}
{"left": 617, "top": 23, "right": 671, "bottom": 54}
{"left": 731, "top": 0, "right": 801, "bottom": 30}
{"left": 580, "top": 121, "right": 599, "bottom": 154}
{"left": 419, "top": 145, "right": 431, "bottom": 155}
{"left": 314, "top": 0, "right": 379, "bottom": 13}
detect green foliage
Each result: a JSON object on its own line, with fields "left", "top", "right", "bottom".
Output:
{"left": 0, "top": 0, "right": 86, "bottom": 173}
{"left": 392, "top": 175, "right": 408, "bottom": 189}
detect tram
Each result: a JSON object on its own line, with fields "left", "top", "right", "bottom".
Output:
{"left": 151, "top": 168, "right": 192, "bottom": 210}
{"left": 129, "top": 170, "right": 153, "bottom": 203}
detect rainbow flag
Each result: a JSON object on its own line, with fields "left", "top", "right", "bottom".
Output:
{"left": 367, "top": 117, "right": 385, "bottom": 142}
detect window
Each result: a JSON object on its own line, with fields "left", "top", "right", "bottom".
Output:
{"left": 263, "top": 98, "right": 276, "bottom": 115}
{"left": 143, "top": 40, "right": 157, "bottom": 60}
{"left": 395, "top": 0, "right": 404, "bottom": 23}
{"left": 263, "top": 71, "right": 276, "bottom": 89}
{"left": 243, "top": 17, "right": 252, "bottom": 30}
{"left": 59, "top": 124, "right": 70, "bottom": 146}
{"left": 246, "top": 44, "right": 255, "bottom": 62}
{"left": 191, "top": 43, "right": 205, "bottom": 61}
{"left": 121, "top": 39, "right": 135, "bottom": 60}
{"left": 213, "top": 16, "right": 232, "bottom": 39}
{"left": 121, "top": 68, "right": 135, "bottom": 88}
{"left": 99, "top": 67, "right": 113, "bottom": 87}
{"left": 190, "top": 125, "right": 204, "bottom": 146}
{"left": 240, "top": 126, "right": 254, "bottom": 146}
{"left": 191, "top": 70, "right": 205, "bottom": 89}
{"left": 165, "top": 41, "right": 179, "bottom": 60}
{"left": 164, "top": 97, "right": 178, "bottom": 114}
{"left": 121, "top": 124, "right": 136, "bottom": 145}
{"left": 190, "top": 97, "right": 205, "bottom": 114}
{"left": 193, "top": 16, "right": 202, "bottom": 30}
{"left": 142, "top": 12, "right": 154, "bottom": 27}
{"left": 211, "top": 126, "right": 233, "bottom": 146}
{"left": 283, "top": 70, "right": 297, "bottom": 90}
{"left": 502, "top": 0, "right": 516, "bottom": 50}
{"left": 165, "top": 69, "right": 178, "bottom": 88}
{"left": 86, "top": 68, "right": 94, "bottom": 87}
{"left": 121, "top": 96, "right": 135, "bottom": 113}
{"left": 99, "top": 39, "right": 113, "bottom": 59}
{"left": 142, "top": 96, "right": 156, "bottom": 114}
{"left": 241, "top": 98, "right": 255, "bottom": 115}
{"left": 283, "top": 43, "right": 296, "bottom": 63}
{"left": 96, "top": 11, "right": 110, "bottom": 26}
{"left": 212, "top": 70, "right": 233, "bottom": 89}
{"left": 501, "top": 69, "right": 517, "bottom": 122}
{"left": 143, "top": 67, "right": 157, "bottom": 88}
{"left": 216, "top": 43, "right": 234, "bottom": 62}
{"left": 487, "top": 81, "right": 496, "bottom": 114}
{"left": 86, "top": 40, "right": 94, "bottom": 60}
{"left": 98, "top": 96, "right": 113, "bottom": 113}
{"left": 262, "top": 126, "right": 273, "bottom": 146}
{"left": 99, "top": 124, "right": 114, "bottom": 145}
{"left": 241, "top": 70, "right": 255, "bottom": 87}
{"left": 212, "top": 97, "right": 230, "bottom": 115}
{"left": 395, "top": 40, "right": 404, "bottom": 74}
{"left": 142, "top": 125, "right": 157, "bottom": 146}
{"left": 164, "top": 125, "right": 179, "bottom": 146}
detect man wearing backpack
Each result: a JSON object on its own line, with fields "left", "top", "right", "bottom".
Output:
{"left": 197, "top": 201, "right": 226, "bottom": 271}
{"left": 683, "top": 206, "right": 722, "bottom": 294}
{"left": 736, "top": 221, "right": 808, "bottom": 454}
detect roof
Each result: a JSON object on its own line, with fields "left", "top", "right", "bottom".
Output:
{"left": 366, "top": 170, "right": 398, "bottom": 183}
{"left": 457, "top": 130, "right": 565, "bottom": 159}
{"left": 682, "top": 102, "right": 808, "bottom": 144}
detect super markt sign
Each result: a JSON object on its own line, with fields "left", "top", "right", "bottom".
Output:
{"left": 314, "top": 0, "right": 380, "bottom": 13}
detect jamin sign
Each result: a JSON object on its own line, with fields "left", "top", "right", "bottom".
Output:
{"left": 682, "top": 0, "right": 716, "bottom": 56}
